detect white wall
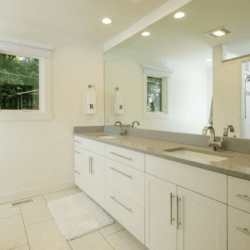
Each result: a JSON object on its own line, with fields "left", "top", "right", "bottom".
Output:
{"left": 0, "top": 20, "right": 104, "bottom": 203}
{"left": 105, "top": 47, "right": 208, "bottom": 134}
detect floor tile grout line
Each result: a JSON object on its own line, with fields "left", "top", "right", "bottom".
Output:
{"left": 0, "top": 212, "right": 22, "bottom": 220}
{"left": 97, "top": 230, "right": 116, "bottom": 250}
{"left": 10, "top": 243, "right": 29, "bottom": 250}
{"left": 20, "top": 209, "right": 31, "bottom": 250}
{"left": 102, "top": 228, "right": 125, "bottom": 238}
{"left": 25, "top": 217, "right": 54, "bottom": 228}
{"left": 67, "top": 241, "right": 73, "bottom": 250}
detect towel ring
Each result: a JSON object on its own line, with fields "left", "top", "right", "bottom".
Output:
{"left": 114, "top": 87, "right": 119, "bottom": 93}
{"left": 88, "top": 85, "right": 96, "bottom": 91}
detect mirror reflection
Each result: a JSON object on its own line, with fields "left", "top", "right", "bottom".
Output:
{"left": 105, "top": 0, "right": 250, "bottom": 138}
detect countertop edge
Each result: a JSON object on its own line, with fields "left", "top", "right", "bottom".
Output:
{"left": 74, "top": 133, "right": 250, "bottom": 181}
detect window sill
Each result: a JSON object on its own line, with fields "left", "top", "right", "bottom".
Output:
{"left": 143, "top": 112, "right": 170, "bottom": 119}
{"left": 0, "top": 111, "right": 53, "bottom": 121}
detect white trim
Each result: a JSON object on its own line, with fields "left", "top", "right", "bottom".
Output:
{"left": 143, "top": 64, "right": 174, "bottom": 78}
{"left": 104, "top": 0, "right": 192, "bottom": 52}
{"left": 0, "top": 181, "right": 75, "bottom": 205}
{"left": 0, "top": 35, "right": 53, "bottom": 58}
{"left": 0, "top": 48, "right": 52, "bottom": 121}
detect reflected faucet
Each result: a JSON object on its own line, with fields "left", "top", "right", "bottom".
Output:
{"left": 114, "top": 121, "right": 122, "bottom": 126}
{"left": 132, "top": 121, "right": 140, "bottom": 129}
{"left": 223, "top": 125, "right": 235, "bottom": 137}
{"left": 202, "top": 126, "right": 222, "bottom": 151}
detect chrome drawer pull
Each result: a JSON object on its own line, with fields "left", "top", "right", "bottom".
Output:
{"left": 177, "top": 197, "right": 181, "bottom": 230}
{"left": 110, "top": 196, "right": 132, "bottom": 212}
{"left": 236, "top": 194, "right": 250, "bottom": 201}
{"left": 236, "top": 227, "right": 250, "bottom": 235}
{"left": 74, "top": 170, "right": 81, "bottom": 175}
{"left": 110, "top": 152, "right": 132, "bottom": 161}
{"left": 74, "top": 140, "right": 81, "bottom": 143}
{"left": 110, "top": 167, "right": 132, "bottom": 179}
{"left": 170, "top": 193, "right": 175, "bottom": 225}
{"left": 74, "top": 151, "right": 81, "bottom": 154}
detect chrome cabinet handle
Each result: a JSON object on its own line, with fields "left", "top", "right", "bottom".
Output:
{"left": 110, "top": 167, "right": 132, "bottom": 179}
{"left": 74, "top": 170, "right": 81, "bottom": 175}
{"left": 91, "top": 157, "right": 93, "bottom": 174}
{"left": 110, "top": 196, "right": 132, "bottom": 212}
{"left": 89, "top": 157, "right": 91, "bottom": 174}
{"left": 236, "top": 227, "right": 250, "bottom": 235}
{"left": 170, "top": 193, "right": 175, "bottom": 225}
{"left": 236, "top": 194, "right": 250, "bottom": 201}
{"left": 177, "top": 196, "right": 181, "bottom": 230}
{"left": 74, "top": 140, "right": 81, "bottom": 143}
{"left": 110, "top": 152, "right": 132, "bottom": 161}
{"left": 74, "top": 151, "right": 81, "bottom": 154}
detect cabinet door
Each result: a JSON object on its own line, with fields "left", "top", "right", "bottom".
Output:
{"left": 92, "top": 153, "right": 106, "bottom": 208}
{"left": 82, "top": 149, "right": 94, "bottom": 198}
{"left": 145, "top": 174, "right": 176, "bottom": 250}
{"left": 177, "top": 187, "right": 227, "bottom": 250}
{"left": 228, "top": 206, "right": 250, "bottom": 250}
{"left": 74, "top": 165, "right": 83, "bottom": 190}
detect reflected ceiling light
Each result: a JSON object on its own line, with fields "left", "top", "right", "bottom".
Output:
{"left": 142, "top": 31, "right": 150, "bottom": 37}
{"left": 213, "top": 30, "right": 226, "bottom": 37}
{"left": 206, "top": 59, "right": 212, "bottom": 61}
{"left": 102, "top": 18, "right": 112, "bottom": 24}
{"left": 174, "top": 12, "right": 185, "bottom": 18}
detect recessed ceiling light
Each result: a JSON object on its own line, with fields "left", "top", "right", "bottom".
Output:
{"left": 142, "top": 31, "right": 150, "bottom": 37}
{"left": 206, "top": 59, "right": 212, "bottom": 62}
{"left": 213, "top": 30, "right": 226, "bottom": 37}
{"left": 174, "top": 12, "right": 185, "bottom": 18}
{"left": 102, "top": 18, "right": 112, "bottom": 24}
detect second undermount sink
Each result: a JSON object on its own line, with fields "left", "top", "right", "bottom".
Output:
{"left": 98, "top": 135, "right": 118, "bottom": 139}
{"left": 164, "top": 148, "right": 228, "bottom": 162}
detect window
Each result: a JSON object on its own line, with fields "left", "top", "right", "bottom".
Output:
{"left": 0, "top": 35, "right": 53, "bottom": 120}
{"left": 143, "top": 64, "right": 173, "bottom": 119}
{"left": 0, "top": 53, "right": 39, "bottom": 110}
{"left": 147, "top": 76, "right": 162, "bottom": 112}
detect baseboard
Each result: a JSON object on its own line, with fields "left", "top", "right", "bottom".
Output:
{"left": 0, "top": 181, "right": 76, "bottom": 205}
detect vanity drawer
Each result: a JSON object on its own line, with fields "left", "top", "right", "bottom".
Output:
{"left": 106, "top": 159, "right": 144, "bottom": 207}
{"left": 74, "top": 165, "right": 83, "bottom": 190}
{"left": 74, "top": 136, "right": 82, "bottom": 147}
{"left": 228, "top": 206, "right": 250, "bottom": 250}
{"left": 105, "top": 144, "right": 144, "bottom": 172}
{"left": 82, "top": 137, "right": 105, "bottom": 156}
{"left": 145, "top": 155, "right": 227, "bottom": 203}
{"left": 74, "top": 146, "right": 82, "bottom": 168}
{"left": 228, "top": 176, "right": 250, "bottom": 213}
{"left": 105, "top": 185, "right": 144, "bottom": 244}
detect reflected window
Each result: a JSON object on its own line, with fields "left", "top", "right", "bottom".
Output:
{"left": 147, "top": 76, "right": 162, "bottom": 112}
{"left": 0, "top": 53, "right": 39, "bottom": 110}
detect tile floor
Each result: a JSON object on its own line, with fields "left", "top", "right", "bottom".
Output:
{"left": 0, "top": 187, "right": 147, "bottom": 250}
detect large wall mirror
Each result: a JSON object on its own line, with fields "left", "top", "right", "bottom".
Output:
{"left": 105, "top": 0, "right": 250, "bottom": 139}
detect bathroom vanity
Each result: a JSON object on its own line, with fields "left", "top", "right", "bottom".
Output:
{"left": 74, "top": 132, "right": 250, "bottom": 250}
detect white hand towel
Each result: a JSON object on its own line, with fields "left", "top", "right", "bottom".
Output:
{"left": 114, "top": 92, "right": 124, "bottom": 114}
{"left": 86, "top": 90, "right": 96, "bottom": 114}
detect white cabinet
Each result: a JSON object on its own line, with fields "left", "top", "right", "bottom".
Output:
{"left": 82, "top": 148, "right": 106, "bottom": 208}
{"left": 228, "top": 206, "right": 250, "bottom": 250}
{"left": 177, "top": 187, "right": 227, "bottom": 250}
{"left": 145, "top": 174, "right": 176, "bottom": 250}
{"left": 145, "top": 174, "right": 227, "bottom": 250}
{"left": 74, "top": 165, "right": 83, "bottom": 190}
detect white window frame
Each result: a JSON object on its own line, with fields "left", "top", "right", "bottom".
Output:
{"left": 142, "top": 64, "right": 173, "bottom": 119}
{"left": 0, "top": 35, "right": 53, "bottom": 121}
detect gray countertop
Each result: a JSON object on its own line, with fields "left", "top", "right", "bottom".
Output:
{"left": 74, "top": 132, "right": 250, "bottom": 181}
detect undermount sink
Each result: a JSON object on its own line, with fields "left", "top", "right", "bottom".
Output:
{"left": 164, "top": 148, "right": 228, "bottom": 162}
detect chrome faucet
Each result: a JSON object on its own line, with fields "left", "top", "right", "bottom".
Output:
{"left": 114, "top": 121, "right": 122, "bottom": 126}
{"left": 202, "top": 126, "right": 222, "bottom": 151}
{"left": 132, "top": 121, "right": 140, "bottom": 128}
{"left": 223, "top": 125, "right": 235, "bottom": 137}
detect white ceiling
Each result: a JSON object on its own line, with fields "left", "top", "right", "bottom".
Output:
{"left": 116, "top": 0, "right": 250, "bottom": 68}
{"left": 0, "top": 0, "right": 170, "bottom": 44}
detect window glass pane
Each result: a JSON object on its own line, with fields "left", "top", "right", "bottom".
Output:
{"left": 0, "top": 53, "right": 39, "bottom": 110}
{"left": 147, "top": 76, "right": 162, "bottom": 112}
